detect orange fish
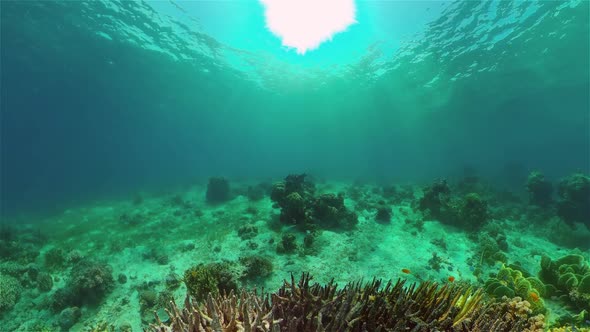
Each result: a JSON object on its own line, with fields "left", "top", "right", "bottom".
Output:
{"left": 529, "top": 292, "right": 540, "bottom": 302}
{"left": 448, "top": 276, "right": 455, "bottom": 282}
{"left": 401, "top": 268, "right": 411, "bottom": 274}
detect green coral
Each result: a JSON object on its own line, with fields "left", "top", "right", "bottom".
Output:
{"left": 539, "top": 254, "right": 590, "bottom": 311}
{"left": 0, "top": 273, "right": 22, "bottom": 312}
{"left": 485, "top": 264, "right": 546, "bottom": 314}
{"left": 183, "top": 262, "right": 238, "bottom": 302}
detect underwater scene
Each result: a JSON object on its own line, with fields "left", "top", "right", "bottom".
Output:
{"left": 1, "top": 0, "right": 589, "bottom": 331}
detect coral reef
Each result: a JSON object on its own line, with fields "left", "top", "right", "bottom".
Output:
{"left": 4, "top": 173, "right": 590, "bottom": 329}
{"left": 206, "top": 177, "right": 231, "bottom": 203}
{"left": 149, "top": 273, "right": 544, "bottom": 331}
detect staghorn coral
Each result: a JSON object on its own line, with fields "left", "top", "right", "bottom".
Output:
{"left": 151, "top": 290, "right": 272, "bottom": 332}
{"left": 149, "top": 273, "right": 544, "bottom": 332}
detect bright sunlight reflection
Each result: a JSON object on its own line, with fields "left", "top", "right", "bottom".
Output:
{"left": 259, "top": 0, "right": 357, "bottom": 55}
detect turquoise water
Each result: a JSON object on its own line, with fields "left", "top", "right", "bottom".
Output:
{"left": 1, "top": 1, "right": 589, "bottom": 331}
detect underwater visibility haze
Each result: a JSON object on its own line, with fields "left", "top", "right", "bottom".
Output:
{"left": 1, "top": 0, "right": 589, "bottom": 331}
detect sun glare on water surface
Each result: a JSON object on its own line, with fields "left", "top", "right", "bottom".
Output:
{"left": 259, "top": 0, "right": 357, "bottom": 55}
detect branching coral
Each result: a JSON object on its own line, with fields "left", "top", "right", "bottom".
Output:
{"left": 152, "top": 290, "right": 273, "bottom": 332}
{"left": 150, "top": 273, "right": 544, "bottom": 332}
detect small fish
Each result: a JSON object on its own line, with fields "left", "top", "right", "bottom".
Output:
{"left": 529, "top": 292, "right": 540, "bottom": 302}
{"left": 448, "top": 276, "right": 455, "bottom": 282}
{"left": 401, "top": 268, "right": 411, "bottom": 274}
